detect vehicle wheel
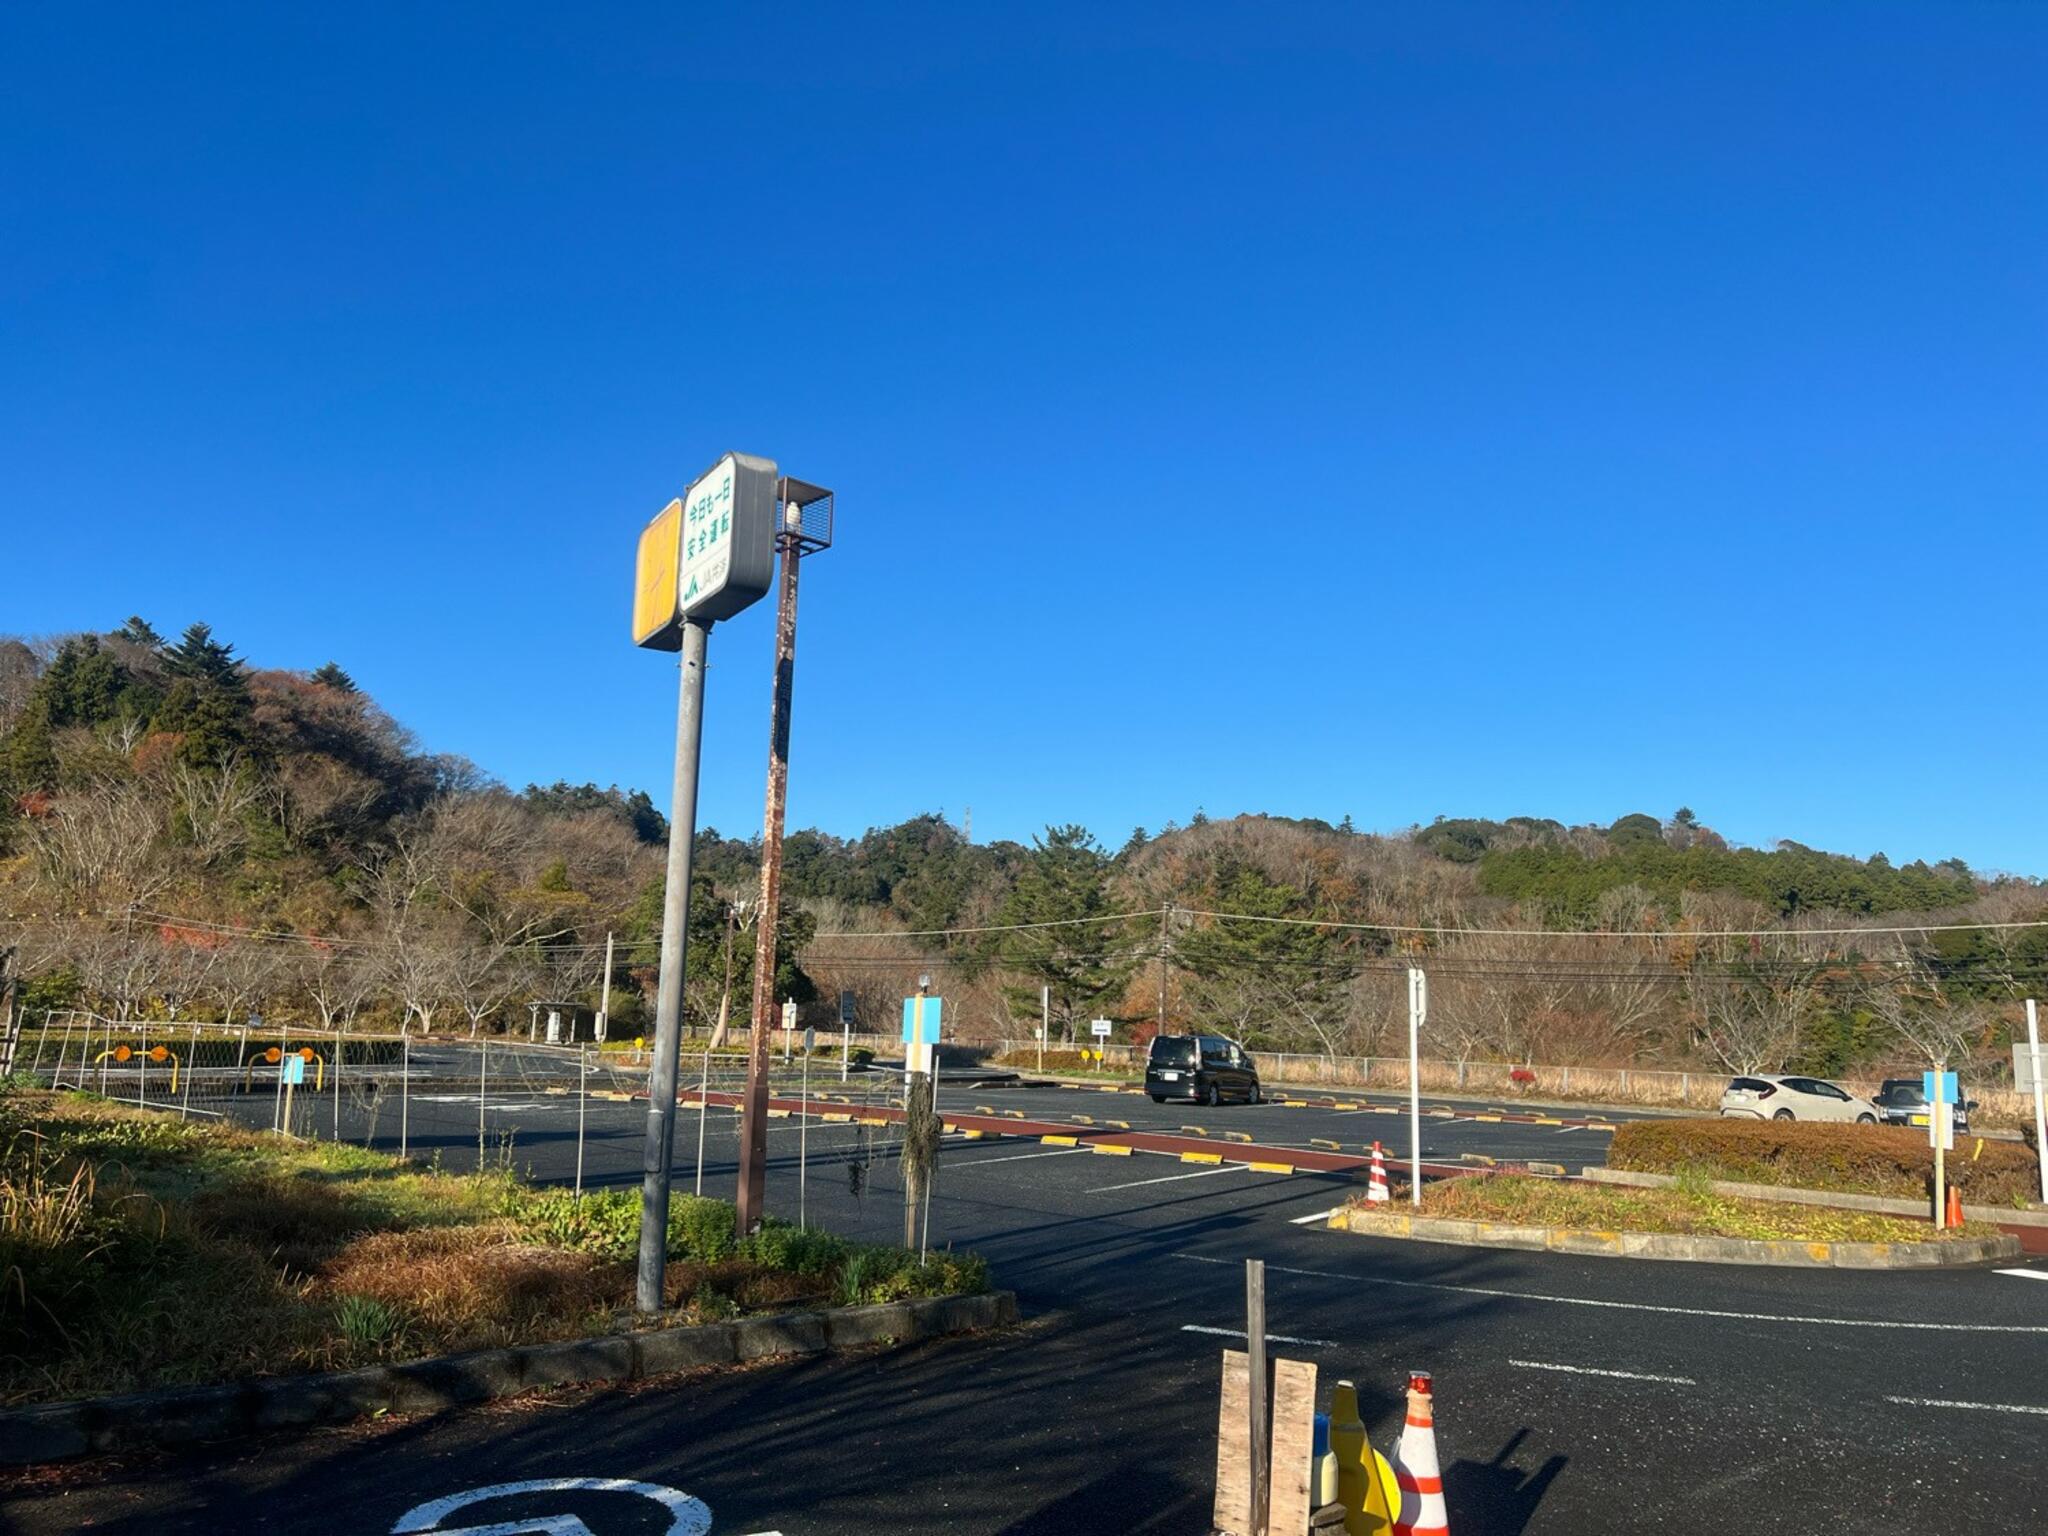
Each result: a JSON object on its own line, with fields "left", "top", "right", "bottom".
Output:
{"left": 1150, "top": 1095, "right": 1165, "bottom": 1104}
{"left": 1857, "top": 1113, "right": 1876, "bottom": 1125}
{"left": 1773, "top": 1109, "right": 1795, "bottom": 1121}
{"left": 1248, "top": 1084, "right": 1262, "bottom": 1105}
{"left": 1205, "top": 1084, "right": 1220, "bottom": 1108}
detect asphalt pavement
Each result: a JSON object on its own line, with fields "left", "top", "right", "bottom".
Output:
{"left": 9, "top": 1069, "right": 2047, "bottom": 1535}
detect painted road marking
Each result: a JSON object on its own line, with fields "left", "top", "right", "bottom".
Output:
{"left": 1994, "top": 1268, "right": 2048, "bottom": 1282}
{"left": 1173, "top": 1254, "right": 2048, "bottom": 1334}
{"left": 390, "top": 1477, "right": 712, "bottom": 1535}
{"left": 1883, "top": 1395, "right": 2048, "bottom": 1417}
{"left": 1510, "top": 1359, "right": 1696, "bottom": 1385}
{"left": 1290, "top": 1207, "right": 1343, "bottom": 1225}
{"left": 1096, "top": 1163, "right": 1250, "bottom": 1192}
{"left": 955, "top": 1146, "right": 1095, "bottom": 1166}
{"left": 1182, "top": 1324, "right": 1338, "bottom": 1348}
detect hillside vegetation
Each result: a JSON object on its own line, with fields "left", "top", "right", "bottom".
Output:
{"left": 3, "top": 620, "right": 2042, "bottom": 1085}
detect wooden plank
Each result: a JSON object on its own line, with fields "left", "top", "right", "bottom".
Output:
{"left": 1268, "top": 1358, "right": 1318, "bottom": 1536}
{"left": 1213, "top": 1348, "right": 1252, "bottom": 1535}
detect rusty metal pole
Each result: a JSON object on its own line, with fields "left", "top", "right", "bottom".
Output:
{"left": 736, "top": 510, "right": 803, "bottom": 1238}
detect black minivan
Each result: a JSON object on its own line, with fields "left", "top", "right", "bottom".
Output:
{"left": 1146, "top": 1034, "right": 1262, "bottom": 1106}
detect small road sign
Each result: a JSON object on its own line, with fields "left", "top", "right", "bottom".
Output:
{"left": 1090, "top": 1019, "right": 1113, "bottom": 1038}
{"left": 839, "top": 989, "right": 856, "bottom": 1026}
{"left": 281, "top": 1054, "right": 306, "bottom": 1086}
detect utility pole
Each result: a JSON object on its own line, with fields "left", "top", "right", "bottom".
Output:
{"left": 1157, "top": 903, "right": 1172, "bottom": 1032}
{"left": 598, "top": 931, "right": 614, "bottom": 1042}
{"left": 2025, "top": 999, "right": 2046, "bottom": 1206}
{"left": 736, "top": 477, "right": 834, "bottom": 1239}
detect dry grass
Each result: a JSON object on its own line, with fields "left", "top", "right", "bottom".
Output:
{"left": 1609, "top": 1118, "right": 2042, "bottom": 1208}
{"left": 321, "top": 1226, "right": 621, "bottom": 1353}
{"left": 1350, "top": 1172, "right": 1996, "bottom": 1244}
{"left": 0, "top": 1088, "right": 990, "bottom": 1406}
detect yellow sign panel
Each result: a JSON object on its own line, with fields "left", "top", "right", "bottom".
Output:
{"left": 632, "top": 498, "right": 684, "bottom": 650}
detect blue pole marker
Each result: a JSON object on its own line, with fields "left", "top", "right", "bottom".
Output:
{"left": 1921, "top": 1069, "right": 1958, "bottom": 1104}
{"left": 901, "top": 996, "right": 944, "bottom": 1043}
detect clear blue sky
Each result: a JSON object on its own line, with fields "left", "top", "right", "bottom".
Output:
{"left": 5, "top": 4, "right": 2044, "bottom": 874}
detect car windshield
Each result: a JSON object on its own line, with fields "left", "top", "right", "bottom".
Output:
{"left": 1149, "top": 1037, "right": 1197, "bottom": 1069}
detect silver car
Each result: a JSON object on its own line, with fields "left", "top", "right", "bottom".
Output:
{"left": 1719, "top": 1074, "right": 1880, "bottom": 1124}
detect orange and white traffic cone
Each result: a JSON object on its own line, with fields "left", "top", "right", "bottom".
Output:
{"left": 1945, "top": 1186, "right": 1963, "bottom": 1229}
{"left": 1368, "top": 1141, "right": 1391, "bottom": 1203}
{"left": 1392, "top": 1371, "right": 1449, "bottom": 1536}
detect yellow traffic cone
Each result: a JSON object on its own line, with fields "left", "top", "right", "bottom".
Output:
{"left": 1331, "top": 1381, "right": 1399, "bottom": 1535}
{"left": 1392, "top": 1371, "right": 1449, "bottom": 1536}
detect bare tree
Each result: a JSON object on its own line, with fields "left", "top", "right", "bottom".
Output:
{"left": 1693, "top": 959, "right": 1815, "bottom": 1075}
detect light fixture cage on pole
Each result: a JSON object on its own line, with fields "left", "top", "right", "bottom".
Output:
{"left": 778, "top": 477, "right": 834, "bottom": 553}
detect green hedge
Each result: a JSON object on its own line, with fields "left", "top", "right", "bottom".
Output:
{"left": 1608, "top": 1118, "right": 2041, "bottom": 1208}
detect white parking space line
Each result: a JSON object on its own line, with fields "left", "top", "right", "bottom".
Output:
{"left": 1510, "top": 1359, "right": 1696, "bottom": 1385}
{"left": 1554, "top": 1125, "right": 1587, "bottom": 1134}
{"left": 1994, "top": 1268, "right": 2048, "bottom": 1282}
{"left": 951, "top": 1146, "right": 1097, "bottom": 1167}
{"left": 1173, "top": 1253, "right": 2048, "bottom": 1334}
{"left": 1289, "top": 1208, "right": 1343, "bottom": 1225}
{"left": 1883, "top": 1395, "right": 2048, "bottom": 1417}
{"left": 1093, "top": 1164, "right": 1251, "bottom": 1193}
{"left": 1182, "top": 1325, "right": 1338, "bottom": 1348}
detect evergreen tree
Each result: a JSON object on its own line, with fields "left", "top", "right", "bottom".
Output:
{"left": 987, "top": 825, "right": 1131, "bottom": 1038}
{"left": 116, "top": 616, "right": 163, "bottom": 648}
{"left": 164, "top": 622, "right": 244, "bottom": 685}
{"left": 310, "top": 662, "right": 359, "bottom": 694}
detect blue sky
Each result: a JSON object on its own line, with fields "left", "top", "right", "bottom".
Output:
{"left": 4, "top": 3, "right": 2045, "bottom": 874}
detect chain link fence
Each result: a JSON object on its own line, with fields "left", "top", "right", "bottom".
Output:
{"left": 13, "top": 1013, "right": 918, "bottom": 1199}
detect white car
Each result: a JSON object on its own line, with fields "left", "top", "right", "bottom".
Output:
{"left": 1720, "top": 1074, "right": 1880, "bottom": 1124}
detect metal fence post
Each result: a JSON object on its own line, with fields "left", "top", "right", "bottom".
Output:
{"left": 333, "top": 1030, "right": 343, "bottom": 1142}
{"left": 139, "top": 1020, "right": 149, "bottom": 1108}
{"left": 575, "top": 1044, "right": 588, "bottom": 1200}
{"left": 180, "top": 1023, "right": 198, "bottom": 1119}
{"left": 477, "top": 1038, "right": 489, "bottom": 1172}
{"left": 399, "top": 1034, "right": 410, "bottom": 1160}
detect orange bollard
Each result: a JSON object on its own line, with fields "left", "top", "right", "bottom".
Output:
{"left": 1945, "top": 1186, "right": 1963, "bottom": 1229}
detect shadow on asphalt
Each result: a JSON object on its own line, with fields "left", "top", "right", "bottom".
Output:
{"left": 1448, "top": 1427, "right": 1566, "bottom": 1535}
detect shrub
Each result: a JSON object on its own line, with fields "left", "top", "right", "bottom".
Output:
{"left": 516, "top": 1188, "right": 641, "bottom": 1261}
{"left": 1000, "top": 1050, "right": 1123, "bottom": 1074}
{"left": 746, "top": 1220, "right": 849, "bottom": 1277}
{"left": 1609, "top": 1118, "right": 2042, "bottom": 1207}
{"left": 670, "top": 1196, "right": 737, "bottom": 1263}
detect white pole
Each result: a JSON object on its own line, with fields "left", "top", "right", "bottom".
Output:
{"left": 399, "top": 1034, "right": 410, "bottom": 1159}
{"left": 1040, "top": 986, "right": 1048, "bottom": 1073}
{"left": 800, "top": 1046, "right": 809, "bottom": 1229}
{"left": 840, "top": 1000, "right": 850, "bottom": 1084}
{"left": 1407, "top": 967, "right": 1426, "bottom": 1208}
{"left": 1932, "top": 1061, "right": 1947, "bottom": 1227}
{"left": 2026, "top": 999, "right": 2046, "bottom": 1206}
{"left": 598, "top": 931, "right": 615, "bottom": 1043}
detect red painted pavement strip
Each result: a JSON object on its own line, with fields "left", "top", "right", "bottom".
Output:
{"left": 671, "top": 1087, "right": 1489, "bottom": 1178}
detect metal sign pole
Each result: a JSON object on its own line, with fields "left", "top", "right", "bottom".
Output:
{"left": 801, "top": 1037, "right": 810, "bottom": 1229}
{"left": 695, "top": 1038, "right": 711, "bottom": 1198}
{"left": 1246, "top": 1258, "right": 1269, "bottom": 1536}
{"left": 637, "top": 617, "right": 713, "bottom": 1314}
{"left": 1040, "top": 986, "right": 1048, "bottom": 1072}
{"left": 2027, "top": 1000, "right": 2047, "bottom": 1206}
{"left": 1408, "top": 967, "right": 1426, "bottom": 1208}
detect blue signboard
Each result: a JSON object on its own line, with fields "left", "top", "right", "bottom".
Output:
{"left": 1921, "top": 1070, "right": 1958, "bottom": 1105}
{"left": 901, "top": 996, "right": 943, "bottom": 1044}
{"left": 281, "top": 1054, "right": 306, "bottom": 1086}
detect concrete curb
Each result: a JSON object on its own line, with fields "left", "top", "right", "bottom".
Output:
{"left": 1327, "top": 1208, "right": 2021, "bottom": 1268}
{"left": 0, "top": 1291, "right": 1018, "bottom": 1468}
{"left": 1583, "top": 1166, "right": 2048, "bottom": 1227}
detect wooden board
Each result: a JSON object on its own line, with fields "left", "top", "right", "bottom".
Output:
{"left": 1213, "top": 1349, "right": 1251, "bottom": 1535}
{"left": 1268, "top": 1358, "right": 1318, "bottom": 1536}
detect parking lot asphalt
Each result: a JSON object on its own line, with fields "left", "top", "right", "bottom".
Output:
{"left": 16, "top": 1065, "right": 2048, "bottom": 1534}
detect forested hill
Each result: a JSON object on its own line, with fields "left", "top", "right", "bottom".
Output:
{"left": 0, "top": 618, "right": 2032, "bottom": 1043}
